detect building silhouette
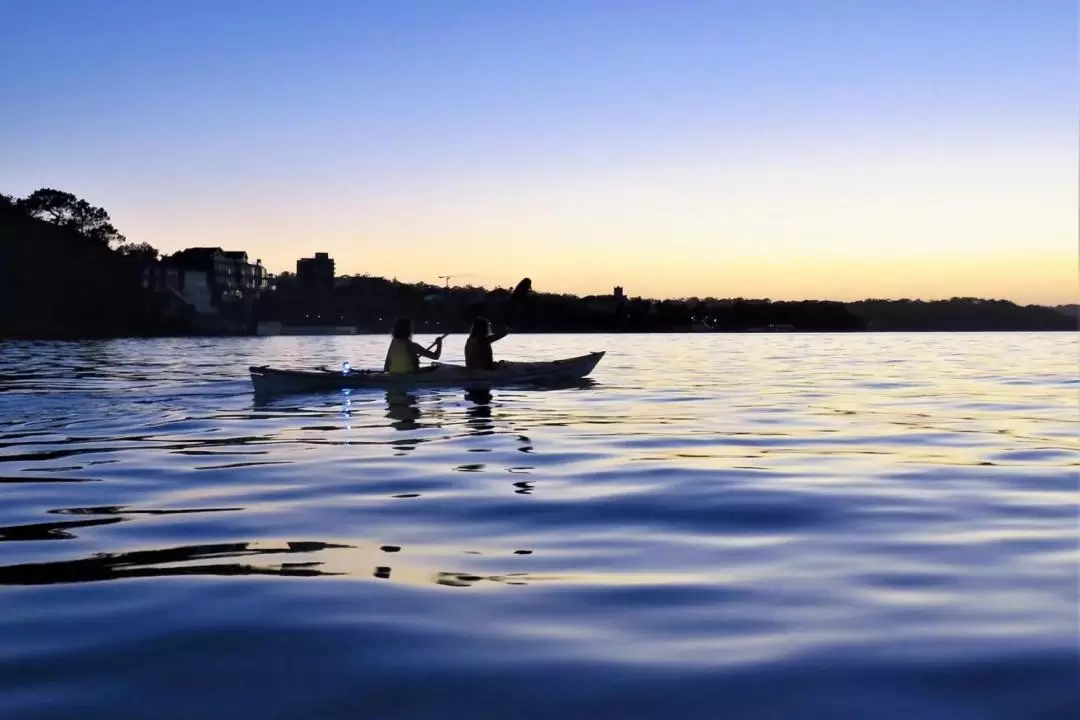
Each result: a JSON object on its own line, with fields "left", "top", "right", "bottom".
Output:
{"left": 168, "top": 247, "right": 267, "bottom": 308}
{"left": 296, "top": 252, "right": 336, "bottom": 322}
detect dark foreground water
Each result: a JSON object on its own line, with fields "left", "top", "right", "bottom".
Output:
{"left": 0, "top": 333, "right": 1076, "bottom": 719}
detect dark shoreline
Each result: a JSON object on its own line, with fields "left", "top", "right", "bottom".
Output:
{"left": 2, "top": 327, "right": 1075, "bottom": 342}
{"left": 4, "top": 191, "right": 1075, "bottom": 343}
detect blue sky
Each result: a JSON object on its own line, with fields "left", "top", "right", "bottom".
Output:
{"left": 1, "top": 0, "right": 1075, "bottom": 301}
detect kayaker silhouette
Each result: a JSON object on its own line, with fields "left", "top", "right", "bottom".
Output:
{"left": 464, "top": 317, "right": 508, "bottom": 370}
{"left": 384, "top": 317, "right": 445, "bottom": 373}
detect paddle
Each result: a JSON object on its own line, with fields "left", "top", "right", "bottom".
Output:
{"left": 425, "top": 333, "right": 449, "bottom": 352}
{"left": 499, "top": 277, "right": 532, "bottom": 333}
{"left": 510, "top": 277, "right": 532, "bottom": 303}
{"left": 465, "top": 277, "right": 532, "bottom": 329}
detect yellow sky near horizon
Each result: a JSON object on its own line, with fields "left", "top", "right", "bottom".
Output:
{"left": 129, "top": 145, "right": 1077, "bottom": 305}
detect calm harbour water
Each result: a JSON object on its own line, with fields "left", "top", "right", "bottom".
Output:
{"left": 0, "top": 332, "right": 1076, "bottom": 719}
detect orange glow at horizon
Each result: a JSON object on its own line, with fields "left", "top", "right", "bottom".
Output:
{"left": 127, "top": 146, "right": 1077, "bottom": 306}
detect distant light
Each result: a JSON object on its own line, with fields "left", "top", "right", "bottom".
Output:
{"left": 342, "top": 362, "right": 351, "bottom": 375}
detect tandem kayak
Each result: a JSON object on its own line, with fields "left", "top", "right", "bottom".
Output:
{"left": 249, "top": 351, "right": 605, "bottom": 395}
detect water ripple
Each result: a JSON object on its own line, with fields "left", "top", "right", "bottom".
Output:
{"left": 0, "top": 333, "right": 1075, "bottom": 718}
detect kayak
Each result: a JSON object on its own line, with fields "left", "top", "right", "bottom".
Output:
{"left": 249, "top": 351, "right": 605, "bottom": 395}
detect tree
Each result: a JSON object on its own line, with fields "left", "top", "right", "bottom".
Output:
{"left": 18, "top": 188, "right": 126, "bottom": 246}
{"left": 116, "top": 241, "right": 159, "bottom": 261}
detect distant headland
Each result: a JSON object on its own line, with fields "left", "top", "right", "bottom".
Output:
{"left": 1, "top": 188, "right": 1074, "bottom": 340}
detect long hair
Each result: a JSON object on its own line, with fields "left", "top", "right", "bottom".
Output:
{"left": 470, "top": 317, "right": 490, "bottom": 337}
{"left": 392, "top": 317, "right": 412, "bottom": 340}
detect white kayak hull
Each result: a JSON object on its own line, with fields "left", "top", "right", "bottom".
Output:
{"left": 249, "top": 351, "right": 605, "bottom": 395}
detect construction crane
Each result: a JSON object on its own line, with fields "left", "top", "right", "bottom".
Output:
{"left": 438, "top": 273, "right": 475, "bottom": 289}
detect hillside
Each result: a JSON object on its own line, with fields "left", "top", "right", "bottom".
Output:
{"left": 845, "top": 299, "right": 1075, "bottom": 332}
{"left": 0, "top": 200, "right": 170, "bottom": 339}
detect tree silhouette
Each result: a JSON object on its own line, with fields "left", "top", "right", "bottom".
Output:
{"left": 18, "top": 188, "right": 125, "bottom": 246}
{"left": 116, "top": 241, "right": 159, "bottom": 261}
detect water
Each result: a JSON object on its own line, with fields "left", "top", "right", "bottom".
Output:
{"left": 0, "top": 333, "right": 1075, "bottom": 719}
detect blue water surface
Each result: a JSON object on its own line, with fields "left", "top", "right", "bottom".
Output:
{"left": 0, "top": 332, "right": 1076, "bottom": 719}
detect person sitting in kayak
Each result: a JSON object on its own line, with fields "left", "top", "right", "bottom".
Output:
{"left": 464, "top": 317, "right": 508, "bottom": 370}
{"left": 384, "top": 318, "right": 444, "bottom": 373}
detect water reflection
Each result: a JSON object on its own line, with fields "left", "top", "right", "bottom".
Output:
{"left": 0, "top": 541, "right": 352, "bottom": 585}
{"left": 434, "top": 571, "right": 551, "bottom": 588}
{"left": 0, "top": 475, "right": 101, "bottom": 485}
{"left": 386, "top": 390, "right": 422, "bottom": 454}
{"left": 464, "top": 389, "right": 494, "bottom": 437}
{"left": 0, "top": 516, "right": 122, "bottom": 542}
{"left": 3, "top": 336, "right": 1075, "bottom": 718}
{"left": 0, "top": 535, "right": 556, "bottom": 589}
{"left": 0, "top": 506, "right": 242, "bottom": 542}
{"left": 462, "top": 389, "right": 536, "bottom": 471}
{"left": 385, "top": 390, "right": 421, "bottom": 430}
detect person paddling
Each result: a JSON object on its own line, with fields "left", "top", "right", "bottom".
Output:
{"left": 384, "top": 318, "right": 445, "bottom": 374}
{"left": 464, "top": 317, "right": 508, "bottom": 370}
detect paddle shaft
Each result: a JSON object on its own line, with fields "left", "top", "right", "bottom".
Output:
{"left": 425, "top": 333, "right": 449, "bottom": 351}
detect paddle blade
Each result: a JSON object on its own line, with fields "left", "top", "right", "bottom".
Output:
{"left": 511, "top": 277, "right": 532, "bottom": 302}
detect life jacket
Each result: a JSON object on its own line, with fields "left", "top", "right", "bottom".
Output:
{"left": 385, "top": 338, "right": 417, "bottom": 373}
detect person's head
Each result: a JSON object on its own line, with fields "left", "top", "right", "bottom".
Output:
{"left": 392, "top": 317, "right": 413, "bottom": 340}
{"left": 470, "top": 317, "right": 490, "bottom": 337}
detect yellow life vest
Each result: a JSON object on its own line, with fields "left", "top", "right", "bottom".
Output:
{"left": 385, "top": 338, "right": 417, "bottom": 374}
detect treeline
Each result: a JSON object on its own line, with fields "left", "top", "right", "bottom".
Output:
{"left": 0, "top": 189, "right": 180, "bottom": 339}
{"left": 254, "top": 275, "right": 867, "bottom": 332}
{"left": 504, "top": 296, "right": 865, "bottom": 332}
{"left": 846, "top": 298, "right": 1075, "bottom": 331}
{"left": 512, "top": 295, "right": 1071, "bottom": 332}
{"left": 254, "top": 276, "right": 1071, "bottom": 333}
{"left": 256, "top": 272, "right": 453, "bottom": 329}
{"left": 2, "top": 186, "right": 1072, "bottom": 338}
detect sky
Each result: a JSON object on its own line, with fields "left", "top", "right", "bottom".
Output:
{"left": 1, "top": 0, "right": 1076, "bottom": 303}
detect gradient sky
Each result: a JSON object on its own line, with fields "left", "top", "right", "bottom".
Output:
{"left": 1, "top": 0, "right": 1076, "bottom": 303}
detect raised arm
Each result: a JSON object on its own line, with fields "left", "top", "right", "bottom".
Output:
{"left": 410, "top": 337, "right": 443, "bottom": 360}
{"left": 490, "top": 326, "right": 509, "bottom": 343}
